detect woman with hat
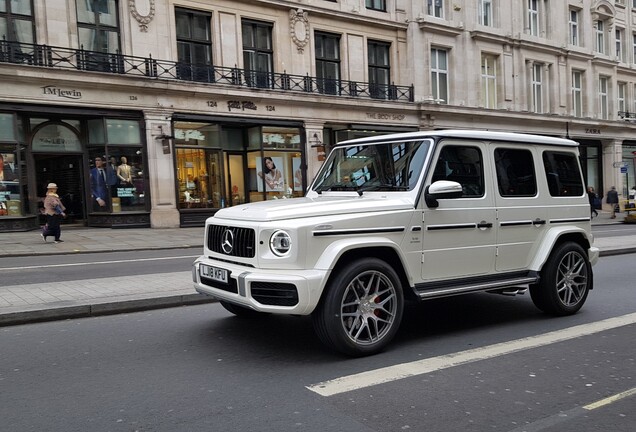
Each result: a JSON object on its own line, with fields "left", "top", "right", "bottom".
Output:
{"left": 42, "top": 183, "right": 66, "bottom": 243}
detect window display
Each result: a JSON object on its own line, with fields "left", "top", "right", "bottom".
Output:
{"left": 88, "top": 147, "right": 145, "bottom": 213}
{"left": 0, "top": 150, "right": 19, "bottom": 216}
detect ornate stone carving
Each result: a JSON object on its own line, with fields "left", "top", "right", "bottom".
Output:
{"left": 129, "top": 0, "right": 155, "bottom": 32}
{"left": 289, "top": 9, "right": 309, "bottom": 53}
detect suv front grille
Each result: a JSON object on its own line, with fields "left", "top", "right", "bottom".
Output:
{"left": 207, "top": 225, "right": 256, "bottom": 258}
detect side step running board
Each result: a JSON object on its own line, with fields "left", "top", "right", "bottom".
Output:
{"left": 415, "top": 276, "right": 538, "bottom": 300}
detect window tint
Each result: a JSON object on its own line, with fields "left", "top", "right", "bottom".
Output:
{"left": 495, "top": 148, "right": 537, "bottom": 196}
{"left": 432, "top": 145, "right": 484, "bottom": 197}
{"left": 542, "top": 151, "right": 584, "bottom": 197}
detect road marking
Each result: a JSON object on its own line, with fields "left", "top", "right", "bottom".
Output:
{"left": 583, "top": 386, "right": 636, "bottom": 410}
{"left": 0, "top": 255, "right": 199, "bottom": 271}
{"left": 306, "top": 312, "right": 636, "bottom": 397}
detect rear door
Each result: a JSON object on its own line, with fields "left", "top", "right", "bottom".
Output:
{"left": 491, "top": 144, "right": 546, "bottom": 271}
{"left": 420, "top": 140, "right": 497, "bottom": 281}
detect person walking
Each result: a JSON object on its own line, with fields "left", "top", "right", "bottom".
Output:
{"left": 587, "top": 186, "right": 599, "bottom": 218}
{"left": 42, "top": 183, "right": 66, "bottom": 243}
{"left": 607, "top": 186, "right": 619, "bottom": 219}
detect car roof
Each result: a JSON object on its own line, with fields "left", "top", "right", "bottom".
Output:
{"left": 336, "top": 129, "right": 579, "bottom": 147}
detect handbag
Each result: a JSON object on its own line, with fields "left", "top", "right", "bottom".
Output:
{"left": 42, "top": 223, "right": 52, "bottom": 236}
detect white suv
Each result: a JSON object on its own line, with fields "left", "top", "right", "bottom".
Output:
{"left": 193, "top": 130, "right": 599, "bottom": 356}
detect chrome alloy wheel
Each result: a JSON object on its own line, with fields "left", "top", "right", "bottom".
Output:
{"left": 556, "top": 251, "right": 588, "bottom": 307}
{"left": 339, "top": 270, "right": 399, "bottom": 346}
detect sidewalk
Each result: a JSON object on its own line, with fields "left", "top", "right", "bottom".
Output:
{"left": 0, "top": 212, "right": 633, "bottom": 326}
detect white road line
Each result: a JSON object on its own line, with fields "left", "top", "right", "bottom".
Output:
{"left": 0, "top": 255, "right": 199, "bottom": 271}
{"left": 583, "top": 386, "right": 636, "bottom": 410}
{"left": 307, "top": 312, "right": 636, "bottom": 397}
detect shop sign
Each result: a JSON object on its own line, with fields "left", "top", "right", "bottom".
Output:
{"left": 174, "top": 129, "right": 205, "bottom": 141}
{"left": 365, "top": 112, "right": 406, "bottom": 121}
{"left": 585, "top": 128, "right": 601, "bottom": 134}
{"left": 41, "top": 85, "right": 82, "bottom": 100}
{"left": 227, "top": 100, "right": 257, "bottom": 112}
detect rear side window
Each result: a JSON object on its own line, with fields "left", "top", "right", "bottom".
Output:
{"left": 542, "top": 151, "right": 584, "bottom": 197}
{"left": 432, "top": 145, "right": 484, "bottom": 197}
{"left": 495, "top": 148, "right": 537, "bottom": 197}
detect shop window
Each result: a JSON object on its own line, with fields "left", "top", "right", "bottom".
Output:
{"left": 176, "top": 148, "right": 223, "bottom": 209}
{"left": 174, "top": 121, "right": 220, "bottom": 147}
{"left": 88, "top": 147, "right": 145, "bottom": 213}
{"left": 31, "top": 123, "right": 82, "bottom": 153}
{"left": 249, "top": 151, "right": 304, "bottom": 202}
{"left": 0, "top": 113, "right": 16, "bottom": 141}
{"left": 0, "top": 147, "right": 19, "bottom": 216}
{"left": 106, "top": 119, "right": 141, "bottom": 144}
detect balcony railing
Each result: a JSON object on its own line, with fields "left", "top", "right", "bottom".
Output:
{"left": 0, "top": 40, "right": 414, "bottom": 102}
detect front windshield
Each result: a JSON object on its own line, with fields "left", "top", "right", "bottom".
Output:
{"left": 312, "top": 139, "right": 431, "bottom": 193}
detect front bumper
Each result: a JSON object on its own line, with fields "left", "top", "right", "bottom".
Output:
{"left": 192, "top": 257, "right": 329, "bottom": 315}
{"left": 588, "top": 246, "right": 600, "bottom": 266}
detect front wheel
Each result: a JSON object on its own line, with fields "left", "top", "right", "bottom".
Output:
{"left": 530, "top": 241, "right": 591, "bottom": 315}
{"left": 312, "top": 258, "right": 404, "bottom": 357}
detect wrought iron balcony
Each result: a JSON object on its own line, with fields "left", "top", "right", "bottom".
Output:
{"left": 0, "top": 40, "right": 414, "bottom": 102}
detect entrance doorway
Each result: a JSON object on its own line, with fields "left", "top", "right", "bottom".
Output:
{"left": 34, "top": 154, "right": 85, "bottom": 224}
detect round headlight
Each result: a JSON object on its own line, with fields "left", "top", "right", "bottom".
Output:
{"left": 269, "top": 230, "right": 292, "bottom": 256}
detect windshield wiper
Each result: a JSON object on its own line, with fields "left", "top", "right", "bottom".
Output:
{"left": 314, "top": 184, "right": 363, "bottom": 196}
{"left": 358, "top": 184, "right": 409, "bottom": 192}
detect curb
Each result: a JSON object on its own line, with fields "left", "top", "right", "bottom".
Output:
{"left": 0, "top": 293, "right": 216, "bottom": 327}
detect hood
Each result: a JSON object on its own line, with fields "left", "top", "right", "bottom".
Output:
{"left": 212, "top": 195, "right": 414, "bottom": 222}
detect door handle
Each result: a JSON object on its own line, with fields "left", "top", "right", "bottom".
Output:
{"left": 477, "top": 221, "right": 493, "bottom": 229}
{"left": 532, "top": 219, "right": 546, "bottom": 225}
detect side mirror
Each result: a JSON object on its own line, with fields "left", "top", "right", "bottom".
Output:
{"left": 424, "top": 180, "right": 463, "bottom": 208}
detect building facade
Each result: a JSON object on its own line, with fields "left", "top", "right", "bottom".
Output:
{"left": 0, "top": 0, "right": 634, "bottom": 231}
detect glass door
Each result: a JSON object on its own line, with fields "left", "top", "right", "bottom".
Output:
{"left": 226, "top": 153, "right": 245, "bottom": 206}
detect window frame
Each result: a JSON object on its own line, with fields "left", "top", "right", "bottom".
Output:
{"left": 595, "top": 20, "right": 606, "bottom": 54}
{"left": 478, "top": 0, "right": 493, "bottom": 27}
{"left": 76, "top": 0, "right": 121, "bottom": 54}
{"left": 569, "top": 9, "right": 579, "bottom": 46}
{"left": 241, "top": 19, "right": 274, "bottom": 89}
{"left": 599, "top": 76, "right": 609, "bottom": 120}
{"left": 365, "top": 0, "right": 386, "bottom": 12}
{"left": 0, "top": 0, "right": 35, "bottom": 45}
{"left": 175, "top": 8, "right": 213, "bottom": 82}
{"left": 315, "top": 31, "right": 341, "bottom": 95}
{"left": 367, "top": 40, "right": 391, "bottom": 100}
{"left": 572, "top": 70, "right": 583, "bottom": 118}
{"left": 427, "top": 0, "right": 444, "bottom": 18}
{"left": 494, "top": 148, "right": 537, "bottom": 197}
{"left": 528, "top": 0, "right": 539, "bottom": 36}
{"left": 531, "top": 63, "right": 544, "bottom": 114}
{"left": 616, "top": 28, "right": 625, "bottom": 62}
{"left": 431, "top": 47, "right": 449, "bottom": 104}
{"left": 481, "top": 53, "right": 497, "bottom": 109}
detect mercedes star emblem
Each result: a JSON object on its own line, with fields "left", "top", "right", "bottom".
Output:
{"left": 221, "top": 229, "right": 234, "bottom": 254}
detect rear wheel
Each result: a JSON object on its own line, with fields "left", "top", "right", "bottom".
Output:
{"left": 312, "top": 257, "right": 404, "bottom": 357}
{"left": 530, "top": 242, "right": 591, "bottom": 315}
{"left": 219, "top": 300, "right": 268, "bottom": 318}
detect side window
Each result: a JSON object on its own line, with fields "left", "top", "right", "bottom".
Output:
{"left": 542, "top": 151, "right": 584, "bottom": 197}
{"left": 495, "top": 148, "right": 537, "bottom": 197}
{"left": 432, "top": 145, "right": 484, "bottom": 197}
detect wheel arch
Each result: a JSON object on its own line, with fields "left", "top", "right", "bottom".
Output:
{"left": 529, "top": 228, "right": 592, "bottom": 273}
{"left": 316, "top": 246, "right": 415, "bottom": 308}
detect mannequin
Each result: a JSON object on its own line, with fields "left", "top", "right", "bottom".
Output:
{"left": 117, "top": 156, "right": 132, "bottom": 185}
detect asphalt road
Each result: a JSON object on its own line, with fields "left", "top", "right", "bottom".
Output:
{"left": 0, "top": 253, "right": 634, "bottom": 431}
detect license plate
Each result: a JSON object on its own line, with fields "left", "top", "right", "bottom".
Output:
{"left": 200, "top": 264, "right": 229, "bottom": 284}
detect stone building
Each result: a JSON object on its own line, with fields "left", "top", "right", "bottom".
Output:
{"left": 0, "top": 0, "right": 634, "bottom": 231}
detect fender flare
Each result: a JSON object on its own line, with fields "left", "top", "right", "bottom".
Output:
{"left": 314, "top": 236, "right": 411, "bottom": 274}
{"left": 528, "top": 226, "right": 592, "bottom": 271}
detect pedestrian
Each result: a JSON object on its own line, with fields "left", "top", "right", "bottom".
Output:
{"left": 606, "top": 186, "right": 619, "bottom": 219}
{"left": 42, "top": 183, "right": 66, "bottom": 243}
{"left": 587, "top": 186, "right": 599, "bottom": 218}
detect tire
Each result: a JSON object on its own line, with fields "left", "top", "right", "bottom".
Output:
{"left": 312, "top": 257, "right": 404, "bottom": 357}
{"left": 530, "top": 241, "right": 591, "bottom": 316}
{"left": 219, "top": 300, "right": 268, "bottom": 318}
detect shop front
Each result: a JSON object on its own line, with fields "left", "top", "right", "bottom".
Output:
{"left": 173, "top": 115, "right": 306, "bottom": 227}
{"left": 0, "top": 105, "right": 150, "bottom": 232}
